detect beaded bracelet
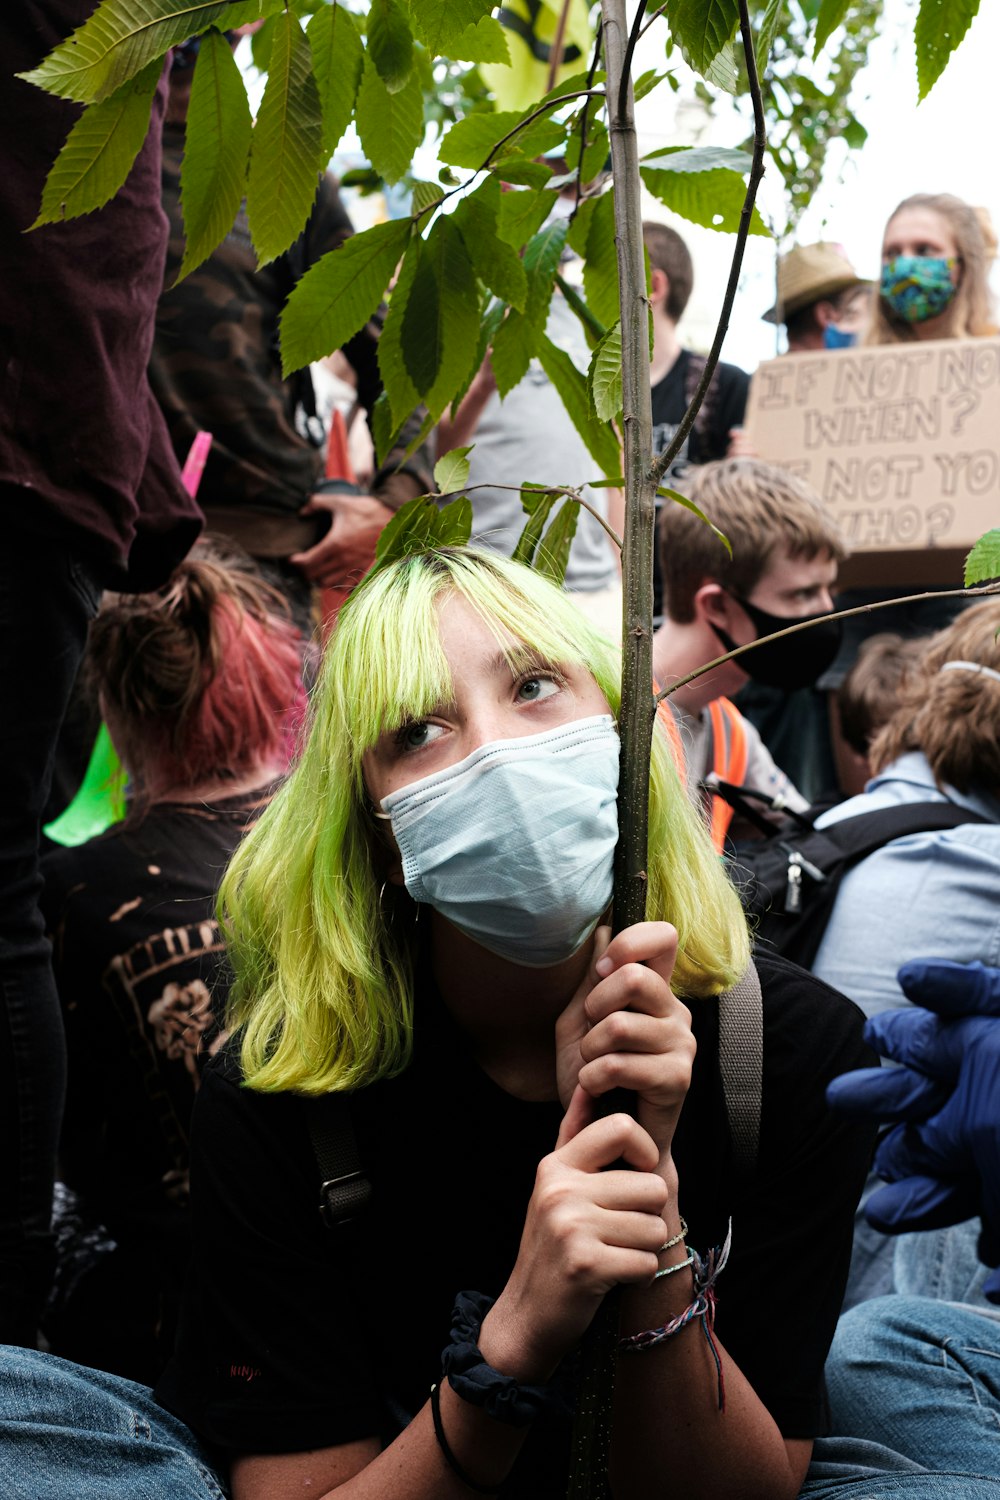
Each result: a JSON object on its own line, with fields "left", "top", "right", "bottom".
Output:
{"left": 653, "top": 1247, "right": 694, "bottom": 1281}
{"left": 429, "top": 1382, "right": 501, "bottom": 1496}
{"left": 658, "top": 1215, "right": 688, "bottom": 1254}
{"left": 441, "top": 1290, "right": 559, "bottom": 1426}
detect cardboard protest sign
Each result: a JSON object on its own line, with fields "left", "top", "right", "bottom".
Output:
{"left": 744, "top": 336, "right": 1000, "bottom": 585}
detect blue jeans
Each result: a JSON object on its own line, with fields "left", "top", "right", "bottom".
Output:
{"left": 800, "top": 1296, "right": 1000, "bottom": 1499}
{"left": 0, "top": 1347, "right": 228, "bottom": 1499}
{"left": 0, "top": 524, "right": 101, "bottom": 1343}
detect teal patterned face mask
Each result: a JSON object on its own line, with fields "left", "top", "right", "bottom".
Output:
{"left": 880, "top": 255, "right": 957, "bottom": 323}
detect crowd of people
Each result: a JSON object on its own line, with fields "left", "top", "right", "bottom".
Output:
{"left": 3, "top": 6, "right": 1000, "bottom": 1496}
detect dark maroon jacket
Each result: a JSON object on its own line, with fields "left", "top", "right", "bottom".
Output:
{"left": 0, "top": 3, "right": 202, "bottom": 589}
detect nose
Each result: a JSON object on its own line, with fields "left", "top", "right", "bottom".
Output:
{"left": 818, "top": 588, "right": 835, "bottom": 613}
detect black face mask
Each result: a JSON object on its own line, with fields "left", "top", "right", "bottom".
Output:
{"left": 710, "top": 595, "right": 842, "bottom": 691}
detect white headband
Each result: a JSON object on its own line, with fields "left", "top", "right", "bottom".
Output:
{"left": 940, "top": 659, "right": 1000, "bottom": 685}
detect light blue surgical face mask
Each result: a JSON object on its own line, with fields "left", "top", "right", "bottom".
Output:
{"left": 378, "top": 715, "right": 620, "bottom": 968}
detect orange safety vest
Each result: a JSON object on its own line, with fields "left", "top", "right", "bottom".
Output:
{"left": 654, "top": 687, "right": 749, "bottom": 853}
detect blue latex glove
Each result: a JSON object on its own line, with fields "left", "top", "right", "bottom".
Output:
{"left": 826, "top": 959, "right": 1000, "bottom": 1302}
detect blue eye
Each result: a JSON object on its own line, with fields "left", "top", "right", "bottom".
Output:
{"left": 517, "top": 676, "right": 560, "bottom": 702}
{"left": 395, "top": 721, "right": 443, "bottom": 752}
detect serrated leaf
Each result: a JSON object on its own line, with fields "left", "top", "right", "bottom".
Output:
{"left": 440, "top": 110, "right": 565, "bottom": 170}
{"left": 588, "top": 321, "right": 623, "bottom": 422}
{"left": 401, "top": 409, "right": 437, "bottom": 463}
{"left": 372, "top": 390, "right": 397, "bottom": 467}
{"left": 813, "top": 0, "right": 852, "bottom": 57}
{"left": 247, "top": 10, "right": 325, "bottom": 266}
{"left": 448, "top": 16, "right": 511, "bottom": 63}
{"left": 281, "top": 216, "right": 411, "bottom": 374}
{"left": 535, "top": 499, "right": 579, "bottom": 584}
{"left": 448, "top": 295, "right": 505, "bottom": 416}
{"left": 355, "top": 52, "right": 424, "bottom": 184}
{"left": 640, "top": 166, "right": 769, "bottom": 236}
{"left": 400, "top": 216, "right": 481, "bottom": 419}
{"left": 377, "top": 236, "right": 422, "bottom": 429}
{"left": 408, "top": 0, "right": 496, "bottom": 54}
{"left": 30, "top": 56, "right": 162, "bottom": 228}
{"left": 667, "top": 0, "right": 739, "bottom": 75}
{"left": 537, "top": 334, "right": 621, "bottom": 479}
{"left": 491, "top": 157, "right": 552, "bottom": 188}
{"left": 496, "top": 186, "right": 553, "bottom": 247}
{"left": 704, "top": 37, "right": 738, "bottom": 92}
{"left": 755, "top": 0, "right": 784, "bottom": 75}
{"left": 965, "top": 529, "right": 1000, "bottom": 587}
{"left": 452, "top": 179, "right": 528, "bottom": 311}
{"left": 915, "top": 0, "right": 980, "bottom": 100}
{"left": 583, "top": 191, "right": 619, "bottom": 329}
{"left": 434, "top": 446, "right": 474, "bottom": 493}
{"left": 368, "top": 0, "right": 413, "bottom": 92}
{"left": 19, "top": 0, "right": 282, "bottom": 105}
{"left": 412, "top": 179, "right": 445, "bottom": 219}
{"left": 566, "top": 192, "right": 596, "bottom": 257}
{"left": 512, "top": 489, "right": 560, "bottom": 565}
{"left": 373, "top": 494, "right": 436, "bottom": 563}
{"left": 307, "top": 3, "right": 363, "bottom": 160}
{"left": 434, "top": 496, "right": 473, "bottom": 544}
{"left": 657, "top": 487, "right": 732, "bottom": 555}
{"left": 641, "top": 145, "right": 754, "bottom": 172}
{"left": 400, "top": 238, "right": 442, "bottom": 395}
{"left": 491, "top": 309, "right": 536, "bottom": 397}
{"left": 176, "top": 32, "right": 251, "bottom": 277}
{"left": 523, "top": 218, "right": 569, "bottom": 334}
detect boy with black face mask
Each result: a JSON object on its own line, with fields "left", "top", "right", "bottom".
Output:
{"left": 652, "top": 458, "right": 847, "bottom": 850}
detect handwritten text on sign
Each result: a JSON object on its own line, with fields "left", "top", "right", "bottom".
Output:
{"left": 744, "top": 337, "right": 1000, "bottom": 552}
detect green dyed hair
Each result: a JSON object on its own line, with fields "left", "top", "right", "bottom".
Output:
{"left": 220, "top": 547, "right": 751, "bottom": 1095}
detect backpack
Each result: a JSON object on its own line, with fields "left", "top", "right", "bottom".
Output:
{"left": 719, "top": 784, "right": 989, "bottom": 969}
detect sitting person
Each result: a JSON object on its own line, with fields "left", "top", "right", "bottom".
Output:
{"left": 38, "top": 546, "right": 304, "bottom": 1383}
{"left": 0, "top": 545, "right": 874, "bottom": 1498}
{"left": 653, "top": 458, "right": 846, "bottom": 850}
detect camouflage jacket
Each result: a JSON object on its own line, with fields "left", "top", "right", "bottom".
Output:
{"left": 150, "top": 124, "right": 430, "bottom": 556}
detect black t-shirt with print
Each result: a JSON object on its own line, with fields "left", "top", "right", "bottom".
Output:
{"left": 650, "top": 349, "right": 751, "bottom": 618}
{"left": 155, "top": 950, "right": 875, "bottom": 1492}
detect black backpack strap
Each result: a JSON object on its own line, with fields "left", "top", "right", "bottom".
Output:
{"left": 816, "top": 799, "right": 990, "bottom": 864}
{"left": 717, "top": 961, "right": 763, "bottom": 1190}
{"left": 308, "top": 1092, "right": 373, "bottom": 1230}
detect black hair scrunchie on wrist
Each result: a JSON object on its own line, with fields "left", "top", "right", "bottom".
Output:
{"left": 441, "top": 1290, "right": 559, "bottom": 1427}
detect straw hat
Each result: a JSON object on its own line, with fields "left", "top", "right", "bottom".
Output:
{"left": 763, "top": 242, "right": 870, "bottom": 323}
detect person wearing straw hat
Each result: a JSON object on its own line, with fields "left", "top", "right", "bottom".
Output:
{"left": 764, "top": 243, "right": 872, "bottom": 353}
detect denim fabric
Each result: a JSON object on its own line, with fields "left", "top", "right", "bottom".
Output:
{"left": 0, "top": 1347, "right": 228, "bottom": 1500}
{"left": 0, "top": 521, "right": 102, "bottom": 1343}
{"left": 798, "top": 1296, "right": 1000, "bottom": 1499}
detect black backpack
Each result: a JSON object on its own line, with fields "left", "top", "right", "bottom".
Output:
{"left": 718, "top": 783, "right": 989, "bottom": 969}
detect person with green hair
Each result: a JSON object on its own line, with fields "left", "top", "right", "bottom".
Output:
{"left": 0, "top": 547, "right": 875, "bottom": 1500}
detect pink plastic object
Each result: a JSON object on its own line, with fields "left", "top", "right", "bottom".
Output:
{"left": 180, "top": 430, "right": 213, "bottom": 498}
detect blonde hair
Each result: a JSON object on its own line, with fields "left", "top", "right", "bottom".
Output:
{"left": 867, "top": 193, "right": 996, "bottom": 344}
{"left": 871, "top": 600, "right": 1000, "bottom": 793}
{"left": 219, "top": 547, "right": 751, "bottom": 1095}
{"left": 659, "top": 459, "right": 847, "bottom": 623}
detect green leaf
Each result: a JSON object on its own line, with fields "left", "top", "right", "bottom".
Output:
{"left": 176, "top": 31, "right": 251, "bottom": 278}
{"left": 372, "top": 390, "right": 398, "bottom": 468}
{"left": 19, "top": 0, "right": 282, "bottom": 105}
{"left": 250, "top": 13, "right": 276, "bottom": 71}
{"left": 368, "top": 0, "right": 413, "bottom": 92}
{"left": 440, "top": 110, "right": 564, "bottom": 170}
{"left": 448, "top": 16, "right": 511, "bottom": 63}
{"left": 491, "top": 157, "right": 552, "bottom": 188}
{"left": 448, "top": 295, "right": 505, "bottom": 416}
{"left": 667, "top": 0, "right": 739, "bottom": 75}
{"left": 452, "top": 178, "right": 528, "bottom": 311}
{"left": 373, "top": 494, "right": 436, "bottom": 563}
{"left": 656, "top": 487, "right": 732, "bottom": 555}
{"left": 640, "top": 166, "right": 769, "bottom": 236}
{"left": 439, "top": 166, "right": 461, "bottom": 186}
{"left": 496, "top": 186, "right": 554, "bottom": 247}
{"left": 567, "top": 117, "right": 610, "bottom": 188}
{"left": 755, "top": 0, "right": 785, "bottom": 75}
{"left": 566, "top": 192, "right": 596, "bottom": 257}
{"left": 523, "top": 218, "right": 569, "bottom": 334}
{"left": 535, "top": 499, "right": 579, "bottom": 584}
{"left": 583, "top": 191, "right": 619, "bottom": 329}
{"left": 537, "top": 334, "right": 621, "bottom": 479}
{"left": 400, "top": 216, "right": 481, "bottom": 418}
{"left": 588, "top": 320, "right": 623, "bottom": 422}
{"left": 491, "top": 309, "right": 536, "bottom": 397}
{"left": 400, "top": 237, "right": 442, "bottom": 395}
{"left": 641, "top": 144, "right": 753, "bottom": 172}
{"left": 307, "top": 3, "right": 363, "bottom": 160}
{"left": 281, "top": 216, "right": 412, "bottom": 374}
{"left": 632, "top": 69, "right": 662, "bottom": 102}
{"left": 408, "top": 0, "right": 496, "bottom": 55}
{"left": 434, "top": 496, "right": 474, "bottom": 544}
{"left": 813, "top": 0, "right": 851, "bottom": 57}
{"left": 512, "top": 488, "right": 560, "bottom": 565}
{"left": 355, "top": 52, "right": 424, "bottom": 184}
{"left": 704, "top": 37, "right": 738, "bottom": 93}
{"left": 247, "top": 9, "right": 325, "bottom": 266}
{"left": 412, "top": 179, "right": 445, "bottom": 219}
{"left": 434, "top": 446, "right": 474, "bottom": 493}
{"left": 915, "top": 0, "right": 980, "bottom": 100}
{"left": 377, "top": 236, "right": 422, "bottom": 429}
{"left": 965, "top": 529, "right": 1000, "bottom": 587}
{"left": 29, "top": 56, "right": 162, "bottom": 228}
